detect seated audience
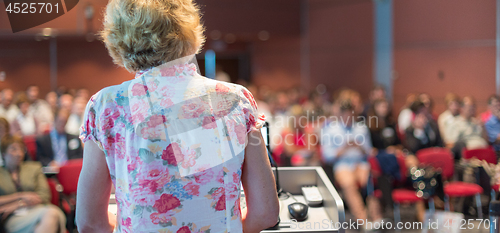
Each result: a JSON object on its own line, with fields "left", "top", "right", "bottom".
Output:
{"left": 481, "top": 95, "right": 500, "bottom": 124}
{"left": 438, "top": 93, "right": 461, "bottom": 143}
{"left": 10, "top": 93, "right": 38, "bottom": 137}
{"left": 484, "top": 96, "right": 500, "bottom": 156}
{"left": 27, "top": 85, "right": 54, "bottom": 134}
{"left": 275, "top": 105, "right": 319, "bottom": 166}
{"left": 0, "top": 136, "right": 66, "bottom": 233}
{"left": 36, "top": 109, "right": 83, "bottom": 167}
{"left": 321, "top": 101, "right": 382, "bottom": 222}
{"left": 0, "top": 89, "right": 19, "bottom": 124}
{"left": 405, "top": 101, "right": 443, "bottom": 154}
{"left": 445, "top": 96, "right": 488, "bottom": 159}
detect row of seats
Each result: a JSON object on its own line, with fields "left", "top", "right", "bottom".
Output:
{"left": 370, "top": 147, "right": 497, "bottom": 229}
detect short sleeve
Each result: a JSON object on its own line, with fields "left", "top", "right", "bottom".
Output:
{"left": 80, "top": 93, "right": 103, "bottom": 150}
{"left": 239, "top": 87, "right": 265, "bottom": 133}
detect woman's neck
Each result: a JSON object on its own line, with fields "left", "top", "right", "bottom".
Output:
{"left": 6, "top": 164, "right": 18, "bottom": 173}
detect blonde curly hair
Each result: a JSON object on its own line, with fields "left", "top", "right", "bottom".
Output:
{"left": 100, "top": 0, "right": 205, "bottom": 72}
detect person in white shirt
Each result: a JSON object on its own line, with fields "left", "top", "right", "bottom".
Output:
{"left": 11, "top": 93, "right": 38, "bottom": 137}
{"left": 27, "top": 85, "right": 54, "bottom": 134}
{"left": 321, "top": 101, "right": 381, "bottom": 222}
{"left": 438, "top": 93, "right": 461, "bottom": 144}
{"left": 65, "top": 97, "right": 86, "bottom": 135}
{"left": 0, "top": 89, "right": 20, "bottom": 123}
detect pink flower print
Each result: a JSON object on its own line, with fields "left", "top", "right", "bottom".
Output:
{"left": 215, "top": 194, "right": 226, "bottom": 211}
{"left": 160, "top": 67, "right": 176, "bottom": 77}
{"left": 233, "top": 172, "right": 239, "bottom": 183}
{"left": 216, "top": 170, "right": 225, "bottom": 184}
{"left": 180, "top": 147, "right": 196, "bottom": 169}
{"left": 215, "top": 83, "right": 231, "bottom": 93}
{"left": 234, "top": 123, "right": 246, "bottom": 145}
{"left": 132, "top": 83, "right": 148, "bottom": 96}
{"left": 136, "top": 161, "right": 170, "bottom": 192}
{"left": 130, "top": 186, "right": 157, "bottom": 206}
{"left": 183, "top": 182, "right": 200, "bottom": 196}
{"left": 202, "top": 116, "right": 217, "bottom": 129}
{"left": 147, "top": 80, "right": 158, "bottom": 92}
{"left": 194, "top": 169, "right": 214, "bottom": 185}
{"left": 161, "top": 142, "right": 184, "bottom": 166}
{"left": 160, "top": 98, "right": 174, "bottom": 108}
{"left": 130, "top": 100, "right": 149, "bottom": 124}
{"left": 233, "top": 198, "right": 241, "bottom": 217}
{"left": 242, "top": 88, "right": 257, "bottom": 109}
{"left": 211, "top": 187, "right": 224, "bottom": 199}
{"left": 122, "top": 217, "right": 132, "bottom": 228}
{"left": 177, "top": 226, "right": 191, "bottom": 233}
{"left": 179, "top": 99, "right": 206, "bottom": 119}
{"left": 154, "top": 194, "right": 180, "bottom": 213}
{"left": 147, "top": 115, "right": 166, "bottom": 128}
{"left": 101, "top": 107, "right": 120, "bottom": 131}
{"left": 150, "top": 212, "right": 174, "bottom": 225}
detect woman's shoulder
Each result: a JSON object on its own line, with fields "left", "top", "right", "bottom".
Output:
{"left": 21, "top": 161, "right": 43, "bottom": 170}
{"left": 87, "top": 80, "right": 135, "bottom": 108}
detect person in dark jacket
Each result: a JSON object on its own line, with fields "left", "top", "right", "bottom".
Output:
{"left": 36, "top": 109, "right": 82, "bottom": 167}
{"left": 405, "top": 101, "right": 443, "bottom": 154}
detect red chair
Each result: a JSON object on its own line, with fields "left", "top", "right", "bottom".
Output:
{"left": 57, "top": 158, "right": 83, "bottom": 195}
{"left": 369, "top": 154, "right": 422, "bottom": 226}
{"left": 417, "top": 147, "right": 483, "bottom": 218}
{"left": 57, "top": 158, "right": 83, "bottom": 231}
{"left": 46, "top": 178, "right": 61, "bottom": 206}
{"left": 23, "top": 136, "right": 37, "bottom": 161}
{"left": 463, "top": 147, "right": 498, "bottom": 199}
{"left": 462, "top": 147, "right": 497, "bottom": 165}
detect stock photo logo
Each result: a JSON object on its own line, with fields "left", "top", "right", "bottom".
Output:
{"left": 3, "top": 0, "right": 79, "bottom": 33}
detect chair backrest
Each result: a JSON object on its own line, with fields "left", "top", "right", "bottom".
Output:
{"left": 57, "top": 158, "right": 83, "bottom": 195}
{"left": 23, "top": 136, "right": 37, "bottom": 161}
{"left": 416, "top": 147, "right": 454, "bottom": 179}
{"left": 462, "top": 147, "right": 497, "bottom": 164}
{"left": 46, "top": 178, "right": 60, "bottom": 206}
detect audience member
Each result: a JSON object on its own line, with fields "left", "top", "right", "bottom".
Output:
{"left": 0, "top": 136, "right": 66, "bottom": 233}
{"left": 65, "top": 97, "right": 86, "bottom": 135}
{"left": 321, "top": 101, "right": 382, "bottom": 222}
{"left": 445, "top": 96, "right": 488, "bottom": 159}
{"left": 36, "top": 109, "right": 83, "bottom": 167}
{"left": 485, "top": 95, "right": 500, "bottom": 156}
{"left": 363, "top": 85, "right": 386, "bottom": 117}
{"left": 368, "top": 99, "right": 401, "bottom": 152}
{"left": 438, "top": 93, "right": 461, "bottom": 143}
{"left": 398, "top": 93, "right": 417, "bottom": 134}
{"left": 45, "top": 92, "right": 58, "bottom": 118}
{"left": 0, "top": 89, "right": 19, "bottom": 123}
{"left": 58, "top": 94, "right": 73, "bottom": 112}
{"left": 26, "top": 85, "right": 54, "bottom": 134}
{"left": 419, "top": 93, "right": 436, "bottom": 120}
{"left": 481, "top": 95, "right": 500, "bottom": 124}
{"left": 75, "top": 88, "right": 90, "bottom": 102}
{"left": 10, "top": 93, "right": 38, "bottom": 137}
{"left": 404, "top": 101, "right": 443, "bottom": 154}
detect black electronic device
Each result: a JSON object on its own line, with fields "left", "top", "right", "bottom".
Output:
{"left": 288, "top": 202, "right": 309, "bottom": 222}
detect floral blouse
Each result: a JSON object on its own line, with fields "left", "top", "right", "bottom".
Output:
{"left": 80, "top": 56, "right": 264, "bottom": 233}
